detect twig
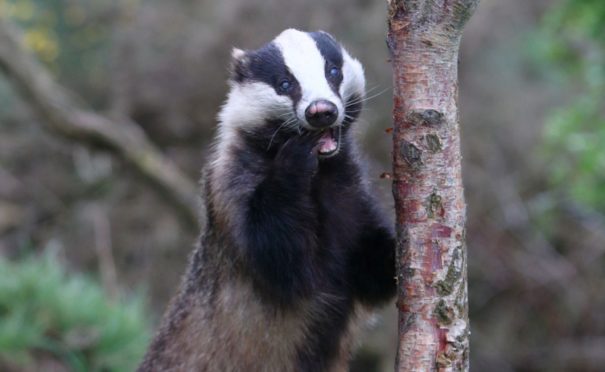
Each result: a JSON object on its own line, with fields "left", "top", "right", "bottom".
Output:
{"left": 89, "top": 204, "right": 119, "bottom": 300}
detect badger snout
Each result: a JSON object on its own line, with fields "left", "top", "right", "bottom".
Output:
{"left": 305, "top": 100, "right": 338, "bottom": 129}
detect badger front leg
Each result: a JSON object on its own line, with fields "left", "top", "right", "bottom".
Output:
{"left": 240, "top": 134, "right": 321, "bottom": 307}
{"left": 348, "top": 201, "right": 397, "bottom": 306}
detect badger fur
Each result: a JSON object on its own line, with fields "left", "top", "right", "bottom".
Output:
{"left": 138, "top": 29, "right": 395, "bottom": 372}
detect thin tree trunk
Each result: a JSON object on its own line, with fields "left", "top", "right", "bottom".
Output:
{"left": 387, "top": 0, "right": 479, "bottom": 370}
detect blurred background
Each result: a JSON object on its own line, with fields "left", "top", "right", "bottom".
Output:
{"left": 0, "top": 0, "right": 603, "bottom": 371}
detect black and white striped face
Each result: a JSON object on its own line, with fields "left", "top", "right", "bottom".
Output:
{"left": 218, "top": 29, "right": 365, "bottom": 158}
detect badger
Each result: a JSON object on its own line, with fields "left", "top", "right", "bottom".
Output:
{"left": 138, "top": 29, "right": 395, "bottom": 372}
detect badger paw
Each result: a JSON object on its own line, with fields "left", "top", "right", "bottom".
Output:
{"left": 274, "top": 133, "right": 321, "bottom": 175}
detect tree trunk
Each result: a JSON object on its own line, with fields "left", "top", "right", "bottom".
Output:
{"left": 387, "top": 0, "right": 479, "bottom": 371}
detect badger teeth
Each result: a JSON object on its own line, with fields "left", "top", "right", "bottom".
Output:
{"left": 317, "top": 127, "right": 341, "bottom": 158}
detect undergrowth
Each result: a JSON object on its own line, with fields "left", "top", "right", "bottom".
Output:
{"left": 0, "top": 252, "right": 150, "bottom": 371}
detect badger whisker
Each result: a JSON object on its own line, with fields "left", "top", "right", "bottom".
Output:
{"left": 345, "top": 87, "right": 390, "bottom": 106}
{"left": 362, "top": 87, "right": 390, "bottom": 101}
{"left": 267, "top": 120, "right": 291, "bottom": 150}
{"left": 277, "top": 111, "right": 295, "bottom": 119}
{"left": 357, "top": 84, "right": 382, "bottom": 97}
{"left": 345, "top": 84, "right": 382, "bottom": 99}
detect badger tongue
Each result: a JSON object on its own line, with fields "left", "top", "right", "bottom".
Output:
{"left": 318, "top": 129, "right": 337, "bottom": 154}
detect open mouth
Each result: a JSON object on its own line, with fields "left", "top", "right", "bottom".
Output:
{"left": 317, "top": 126, "right": 341, "bottom": 158}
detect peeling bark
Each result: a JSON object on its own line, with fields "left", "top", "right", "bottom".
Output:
{"left": 387, "top": 0, "right": 479, "bottom": 371}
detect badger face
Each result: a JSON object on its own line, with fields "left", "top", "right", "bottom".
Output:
{"left": 219, "top": 29, "right": 366, "bottom": 158}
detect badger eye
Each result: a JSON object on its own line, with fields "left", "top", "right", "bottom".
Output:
{"left": 329, "top": 67, "right": 341, "bottom": 78}
{"left": 279, "top": 80, "right": 291, "bottom": 92}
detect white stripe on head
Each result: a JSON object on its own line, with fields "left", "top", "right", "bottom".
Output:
{"left": 214, "top": 81, "right": 292, "bottom": 170}
{"left": 219, "top": 82, "right": 291, "bottom": 130}
{"left": 274, "top": 29, "right": 345, "bottom": 128}
{"left": 340, "top": 51, "right": 366, "bottom": 102}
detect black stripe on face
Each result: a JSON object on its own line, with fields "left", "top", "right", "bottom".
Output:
{"left": 232, "top": 42, "right": 302, "bottom": 105}
{"left": 343, "top": 93, "right": 363, "bottom": 126}
{"left": 309, "top": 31, "right": 344, "bottom": 96}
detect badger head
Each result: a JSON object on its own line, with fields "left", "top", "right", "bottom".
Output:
{"left": 218, "top": 29, "right": 366, "bottom": 159}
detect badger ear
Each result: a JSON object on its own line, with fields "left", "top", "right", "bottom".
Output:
{"left": 229, "top": 47, "right": 248, "bottom": 82}
{"left": 231, "top": 47, "right": 245, "bottom": 60}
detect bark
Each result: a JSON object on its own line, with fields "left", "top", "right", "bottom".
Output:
{"left": 387, "top": 0, "right": 479, "bottom": 371}
{"left": 0, "top": 18, "right": 199, "bottom": 227}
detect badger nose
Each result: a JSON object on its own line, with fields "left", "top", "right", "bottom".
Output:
{"left": 305, "top": 100, "right": 338, "bottom": 128}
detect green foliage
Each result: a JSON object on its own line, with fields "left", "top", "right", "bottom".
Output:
{"left": 544, "top": 99, "right": 605, "bottom": 209}
{"left": 536, "top": 0, "right": 605, "bottom": 211}
{"left": 0, "top": 252, "right": 150, "bottom": 371}
{"left": 1, "top": 0, "right": 123, "bottom": 105}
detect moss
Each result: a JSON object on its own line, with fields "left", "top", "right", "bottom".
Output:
{"left": 400, "top": 141, "right": 423, "bottom": 169}
{"left": 406, "top": 109, "right": 445, "bottom": 127}
{"left": 435, "top": 246, "right": 462, "bottom": 296}
{"left": 434, "top": 299, "right": 453, "bottom": 325}
{"left": 426, "top": 134, "right": 442, "bottom": 153}
{"left": 436, "top": 280, "right": 453, "bottom": 297}
{"left": 454, "top": 259, "right": 468, "bottom": 314}
{"left": 435, "top": 351, "right": 454, "bottom": 368}
{"left": 427, "top": 192, "right": 443, "bottom": 219}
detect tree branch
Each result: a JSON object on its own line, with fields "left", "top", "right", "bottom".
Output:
{"left": 0, "top": 18, "right": 200, "bottom": 228}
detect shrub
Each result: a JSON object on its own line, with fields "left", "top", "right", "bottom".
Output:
{"left": 0, "top": 252, "right": 150, "bottom": 371}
